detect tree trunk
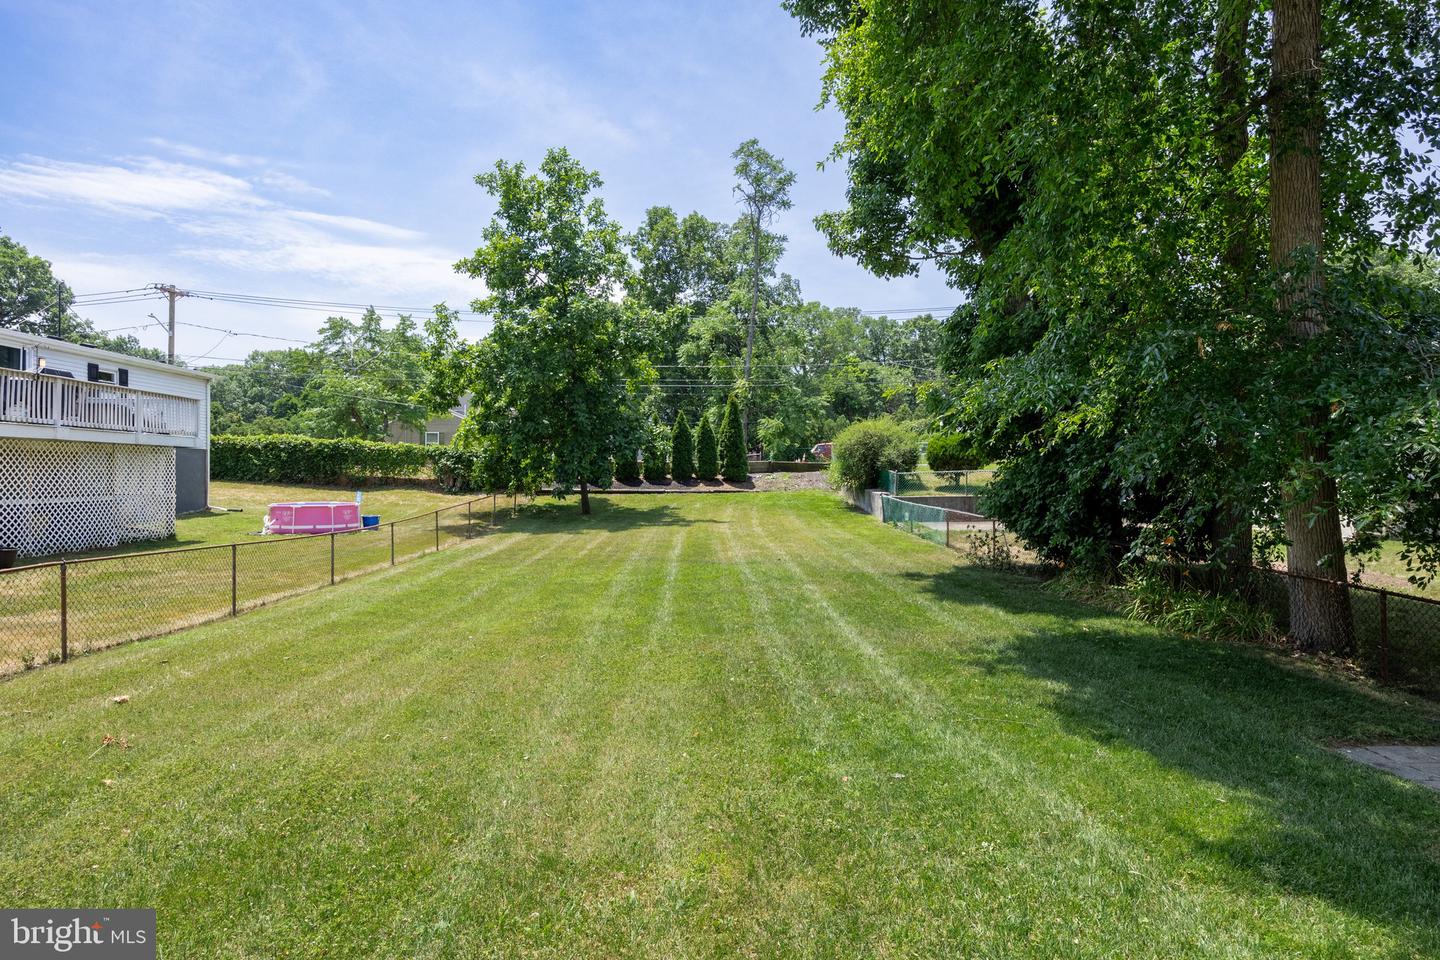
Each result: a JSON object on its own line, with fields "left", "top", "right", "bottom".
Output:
{"left": 1268, "top": 0, "right": 1354, "bottom": 653}
{"left": 1211, "top": 0, "right": 1256, "bottom": 576}
{"left": 579, "top": 480, "right": 591, "bottom": 516}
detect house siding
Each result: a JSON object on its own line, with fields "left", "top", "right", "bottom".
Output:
{"left": 0, "top": 332, "right": 214, "bottom": 552}
{"left": 387, "top": 414, "right": 463, "bottom": 445}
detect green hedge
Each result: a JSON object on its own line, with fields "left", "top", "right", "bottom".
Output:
{"left": 924, "top": 433, "right": 985, "bottom": 472}
{"left": 428, "top": 445, "right": 487, "bottom": 493}
{"left": 212, "top": 434, "right": 484, "bottom": 491}
{"left": 829, "top": 418, "right": 921, "bottom": 492}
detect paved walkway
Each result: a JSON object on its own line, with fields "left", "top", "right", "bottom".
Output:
{"left": 1337, "top": 745, "right": 1440, "bottom": 790}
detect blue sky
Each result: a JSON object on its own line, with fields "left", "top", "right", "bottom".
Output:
{"left": 0, "top": 0, "right": 957, "bottom": 362}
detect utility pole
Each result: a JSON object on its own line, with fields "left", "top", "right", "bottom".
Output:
{"left": 54, "top": 281, "right": 64, "bottom": 340}
{"left": 153, "top": 284, "right": 187, "bottom": 364}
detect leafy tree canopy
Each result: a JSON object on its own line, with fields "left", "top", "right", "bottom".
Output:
{"left": 789, "top": 0, "right": 1440, "bottom": 601}
{"left": 439, "top": 148, "right": 658, "bottom": 514}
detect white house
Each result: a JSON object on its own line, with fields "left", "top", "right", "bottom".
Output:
{"left": 0, "top": 329, "right": 213, "bottom": 558}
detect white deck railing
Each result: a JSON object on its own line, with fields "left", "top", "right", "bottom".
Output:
{"left": 0, "top": 372, "right": 200, "bottom": 439}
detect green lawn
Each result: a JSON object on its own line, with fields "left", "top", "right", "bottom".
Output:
{"left": 1, "top": 492, "right": 1437, "bottom": 958}
{"left": 37, "top": 481, "right": 488, "bottom": 562}
{"left": 1357, "top": 539, "right": 1436, "bottom": 597}
{"left": 0, "top": 482, "right": 508, "bottom": 676}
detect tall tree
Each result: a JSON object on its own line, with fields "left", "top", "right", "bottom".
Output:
{"left": 1207, "top": 0, "right": 1259, "bottom": 575}
{"left": 790, "top": 0, "right": 1439, "bottom": 631}
{"left": 0, "top": 234, "right": 64, "bottom": 334}
{"left": 731, "top": 139, "right": 795, "bottom": 444}
{"left": 670, "top": 411, "right": 695, "bottom": 481}
{"left": 718, "top": 395, "right": 749, "bottom": 482}
{"left": 1268, "top": 0, "right": 1353, "bottom": 650}
{"left": 294, "top": 309, "right": 430, "bottom": 440}
{"left": 695, "top": 413, "right": 719, "bottom": 481}
{"left": 445, "top": 148, "right": 655, "bottom": 515}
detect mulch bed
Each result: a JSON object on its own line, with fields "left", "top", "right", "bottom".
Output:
{"left": 541, "top": 474, "right": 832, "bottom": 495}
{"left": 580, "top": 479, "right": 758, "bottom": 494}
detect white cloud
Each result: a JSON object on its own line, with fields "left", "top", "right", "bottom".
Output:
{"left": 253, "top": 170, "right": 330, "bottom": 198}
{"left": 0, "top": 157, "right": 259, "bottom": 216}
{"left": 143, "top": 138, "right": 267, "bottom": 168}
{"left": 200, "top": 230, "right": 460, "bottom": 297}
{"left": 285, "top": 210, "right": 423, "bottom": 242}
{"left": 0, "top": 152, "right": 464, "bottom": 296}
{"left": 143, "top": 140, "right": 331, "bottom": 197}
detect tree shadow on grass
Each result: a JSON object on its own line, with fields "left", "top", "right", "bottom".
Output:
{"left": 507, "top": 496, "right": 728, "bottom": 534}
{"left": 902, "top": 564, "right": 1440, "bottom": 951}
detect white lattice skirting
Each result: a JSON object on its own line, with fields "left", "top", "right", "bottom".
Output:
{"left": 0, "top": 437, "right": 176, "bottom": 557}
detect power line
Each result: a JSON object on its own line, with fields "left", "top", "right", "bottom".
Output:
{"left": 185, "top": 331, "right": 233, "bottom": 362}
{"left": 175, "top": 319, "right": 313, "bottom": 344}
{"left": 70, "top": 281, "right": 956, "bottom": 374}
{"left": 70, "top": 287, "right": 155, "bottom": 300}
{"left": 69, "top": 294, "right": 165, "bottom": 307}
{"left": 183, "top": 289, "right": 494, "bottom": 323}
{"left": 82, "top": 282, "right": 950, "bottom": 322}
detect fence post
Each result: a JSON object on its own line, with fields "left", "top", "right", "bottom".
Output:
{"left": 946, "top": 515, "right": 951, "bottom": 549}
{"left": 467, "top": 501, "right": 473, "bottom": 538}
{"left": 1378, "top": 589, "right": 1391, "bottom": 684}
{"left": 513, "top": 492, "right": 517, "bottom": 517}
{"left": 330, "top": 533, "right": 336, "bottom": 585}
{"left": 59, "top": 561, "right": 68, "bottom": 663}
{"left": 390, "top": 523, "right": 395, "bottom": 566}
{"left": 230, "top": 543, "right": 238, "bottom": 616}
{"left": 435, "top": 511, "right": 440, "bottom": 551}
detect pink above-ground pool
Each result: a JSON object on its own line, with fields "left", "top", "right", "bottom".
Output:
{"left": 263, "top": 501, "right": 363, "bottom": 536}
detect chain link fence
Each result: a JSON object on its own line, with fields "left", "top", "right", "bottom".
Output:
{"left": 900, "top": 469, "right": 996, "bottom": 496}
{"left": 0, "top": 492, "right": 528, "bottom": 677}
{"left": 1245, "top": 569, "right": 1440, "bottom": 697}
{"left": 881, "top": 470, "right": 996, "bottom": 497}
{"left": 877, "top": 492, "right": 1440, "bottom": 698}
{"left": 879, "top": 494, "right": 1002, "bottom": 546}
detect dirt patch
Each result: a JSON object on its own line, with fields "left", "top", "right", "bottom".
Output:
{"left": 752, "top": 471, "right": 831, "bottom": 492}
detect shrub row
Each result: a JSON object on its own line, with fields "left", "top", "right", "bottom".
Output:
{"left": 211, "top": 434, "right": 486, "bottom": 492}
{"left": 616, "top": 401, "right": 750, "bottom": 483}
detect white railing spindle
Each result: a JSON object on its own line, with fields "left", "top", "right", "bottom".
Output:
{"left": 0, "top": 373, "right": 198, "bottom": 439}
